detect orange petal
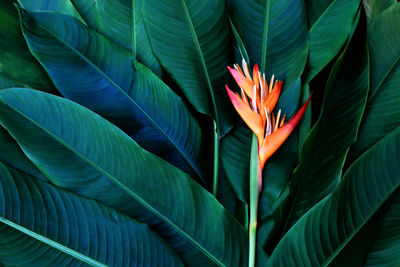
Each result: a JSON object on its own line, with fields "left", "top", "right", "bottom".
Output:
{"left": 262, "top": 80, "right": 282, "bottom": 112}
{"left": 259, "top": 95, "right": 311, "bottom": 169}
{"left": 253, "top": 64, "right": 259, "bottom": 90}
{"left": 228, "top": 66, "right": 254, "bottom": 99}
{"left": 226, "top": 85, "right": 264, "bottom": 145}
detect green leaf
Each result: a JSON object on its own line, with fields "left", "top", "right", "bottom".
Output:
{"left": 0, "top": 2, "right": 54, "bottom": 91}
{"left": 349, "top": 4, "right": 400, "bottom": 162}
{"left": 220, "top": 125, "right": 252, "bottom": 203}
{"left": 230, "top": 0, "right": 308, "bottom": 85}
{"left": 363, "top": 192, "right": 400, "bottom": 266}
{"left": 19, "top": 9, "right": 203, "bottom": 179}
{"left": 0, "top": 88, "right": 268, "bottom": 267}
{"left": 283, "top": 12, "right": 369, "bottom": 229}
{"left": 142, "top": 0, "right": 233, "bottom": 134}
{"left": 268, "top": 125, "right": 400, "bottom": 266}
{"left": 17, "top": 0, "right": 84, "bottom": 22}
{"left": 0, "top": 162, "right": 183, "bottom": 267}
{"left": 70, "top": 0, "right": 162, "bottom": 75}
{"left": 304, "top": 0, "right": 361, "bottom": 82}
{"left": 328, "top": 190, "right": 400, "bottom": 266}
{"left": 229, "top": 18, "right": 250, "bottom": 65}
{"left": 0, "top": 126, "right": 45, "bottom": 180}
{"left": 363, "top": 0, "right": 396, "bottom": 19}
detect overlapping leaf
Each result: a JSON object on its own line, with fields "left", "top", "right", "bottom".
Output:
{"left": 304, "top": 0, "right": 360, "bottom": 82}
{"left": 18, "top": 8, "right": 203, "bottom": 178}
{"left": 0, "top": 88, "right": 268, "bottom": 267}
{"left": 363, "top": 0, "right": 396, "bottom": 19}
{"left": 142, "top": 0, "right": 232, "bottom": 134}
{"left": 0, "top": 2, "right": 54, "bottom": 91}
{"left": 0, "top": 127, "right": 45, "bottom": 180}
{"left": 0, "top": 162, "right": 183, "bottom": 267}
{"left": 328, "top": 190, "right": 400, "bottom": 266}
{"left": 349, "top": 4, "right": 400, "bottom": 162}
{"left": 230, "top": 0, "right": 308, "bottom": 85}
{"left": 17, "top": 0, "right": 83, "bottom": 20}
{"left": 268, "top": 125, "right": 400, "bottom": 266}
{"left": 283, "top": 13, "right": 369, "bottom": 229}
{"left": 70, "top": 0, "right": 161, "bottom": 75}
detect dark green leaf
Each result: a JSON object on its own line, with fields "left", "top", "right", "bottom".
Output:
{"left": 70, "top": 0, "right": 162, "bottom": 75}
{"left": 349, "top": 4, "right": 400, "bottom": 162}
{"left": 363, "top": 0, "right": 396, "bottom": 19}
{"left": 304, "top": 0, "right": 360, "bottom": 82}
{"left": 0, "top": 2, "right": 54, "bottom": 91}
{"left": 18, "top": 9, "right": 203, "bottom": 179}
{"left": 268, "top": 125, "right": 400, "bottom": 266}
{"left": 0, "top": 126, "right": 45, "bottom": 180}
{"left": 0, "top": 161, "right": 183, "bottom": 267}
{"left": 17, "top": 0, "right": 84, "bottom": 21}
{"left": 221, "top": 125, "right": 252, "bottom": 203}
{"left": 230, "top": 0, "right": 308, "bottom": 85}
{"left": 283, "top": 12, "right": 369, "bottom": 229}
{"left": 0, "top": 88, "right": 268, "bottom": 267}
{"left": 142, "top": 0, "right": 233, "bottom": 134}
{"left": 329, "top": 190, "right": 400, "bottom": 266}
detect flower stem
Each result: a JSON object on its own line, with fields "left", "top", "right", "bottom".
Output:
{"left": 249, "top": 134, "right": 261, "bottom": 267}
{"left": 212, "top": 121, "right": 219, "bottom": 196}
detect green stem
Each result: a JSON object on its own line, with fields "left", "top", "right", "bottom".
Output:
{"left": 212, "top": 122, "right": 219, "bottom": 196}
{"left": 249, "top": 134, "right": 261, "bottom": 267}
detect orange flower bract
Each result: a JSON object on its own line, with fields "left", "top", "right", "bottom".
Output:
{"left": 226, "top": 60, "right": 311, "bottom": 170}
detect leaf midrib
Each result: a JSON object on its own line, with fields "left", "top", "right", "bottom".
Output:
{"left": 0, "top": 217, "right": 107, "bottom": 267}
{"left": 2, "top": 98, "right": 224, "bottom": 267}
{"left": 322, "top": 180, "right": 400, "bottom": 265}
{"left": 181, "top": 0, "right": 220, "bottom": 129}
{"left": 19, "top": 9, "right": 202, "bottom": 180}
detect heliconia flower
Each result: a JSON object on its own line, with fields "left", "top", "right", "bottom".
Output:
{"left": 226, "top": 60, "right": 311, "bottom": 170}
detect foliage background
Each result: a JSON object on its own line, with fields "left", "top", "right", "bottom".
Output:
{"left": 0, "top": 0, "right": 399, "bottom": 266}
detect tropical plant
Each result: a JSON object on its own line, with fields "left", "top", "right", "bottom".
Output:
{"left": 0, "top": 0, "right": 399, "bottom": 266}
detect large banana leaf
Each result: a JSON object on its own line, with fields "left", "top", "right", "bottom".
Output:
{"left": 0, "top": 127, "right": 45, "bottom": 180}
{"left": 230, "top": 0, "right": 308, "bottom": 85}
{"left": 349, "top": 4, "right": 400, "bottom": 162}
{"left": 328, "top": 190, "right": 400, "bottom": 266}
{"left": 0, "top": 162, "right": 183, "bottom": 266}
{"left": 268, "top": 125, "right": 400, "bottom": 266}
{"left": 142, "top": 0, "right": 232, "bottom": 134}
{"left": 304, "top": 0, "right": 361, "bottom": 82}
{"left": 18, "top": 8, "right": 203, "bottom": 179}
{"left": 0, "top": 2, "right": 54, "bottom": 91}
{"left": 0, "top": 88, "right": 268, "bottom": 267}
{"left": 70, "top": 0, "right": 161, "bottom": 75}
{"left": 282, "top": 12, "right": 369, "bottom": 229}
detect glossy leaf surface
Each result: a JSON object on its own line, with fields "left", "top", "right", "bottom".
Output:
{"left": 268, "top": 126, "right": 400, "bottom": 266}
{"left": 19, "top": 9, "right": 203, "bottom": 178}
{"left": 0, "top": 88, "right": 268, "bottom": 267}
{"left": 304, "top": 0, "right": 360, "bottom": 82}
{"left": 142, "top": 0, "right": 232, "bottom": 134}
{"left": 70, "top": 0, "right": 161, "bottom": 75}
{"left": 0, "top": 162, "right": 183, "bottom": 267}
{"left": 349, "top": 4, "right": 400, "bottom": 162}
{"left": 230, "top": 0, "right": 308, "bottom": 85}
{"left": 284, "top": 14, "right": 369, "bottom": 228}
